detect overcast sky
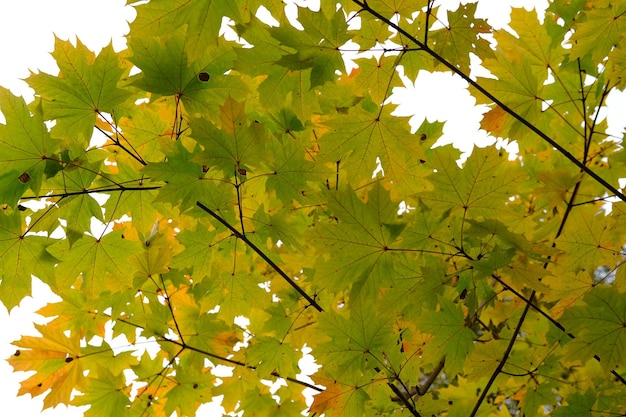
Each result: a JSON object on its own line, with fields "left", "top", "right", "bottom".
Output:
{"left": 0, "top": 1, "right": 624, "bottom": 416}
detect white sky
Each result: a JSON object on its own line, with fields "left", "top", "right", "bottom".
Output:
{"left": 0, "top": 1, "right": 624, "bottom": 416}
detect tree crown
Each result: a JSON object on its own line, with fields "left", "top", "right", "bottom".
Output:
{"left": 2, "top": 1, "right": 626, "bottom": 416}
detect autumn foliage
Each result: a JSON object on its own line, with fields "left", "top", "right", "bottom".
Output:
{"left": 2, "top": 1, "right": 626, "bottom": 416}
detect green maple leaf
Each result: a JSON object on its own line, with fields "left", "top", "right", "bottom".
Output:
{"left": 190, "top": 96, "right": 270, "bottom": 174}
{"left": 113, "top": 101, "right": 171, "bottom": 164}
{"left": 28, "top": 39, "right": 132, "bottom": 147}
{"left": 246, "top": 336, "right": 299, "bottom": 377}
{"left": 143, "top": 141, "right": 234, "bottom": 212}
{"left": 259, "top": 134, "right": 320, "bottom": 205}
{"left": 365, "top": 0, "right": 425, "bottom": 20}
{"left": 129, "top": 30, "right": 247, "bottom": 121}
{"left": 569, "top": 3, "right": 626, "bottom": 64}
{"left": 422, "top": 147, "right": 528, "bottom": 238}
{"left": 170, "top": 221, "right": 222, "bottom": 280}
{"left": 554, "top": 204, "right": 623, "bottom": 275}
{"left": 475, "top": 41, "right": 548, "bottom": 138}
{"left": 311, "top": 182, "right": 408, "bottom": 297}
{"left": 319, "top": 102, "right": 441, "bottom": 191}
{"left": 130, "top": 0, "right": 242, "bottom": 60}
{"left": 102, "top": 185, "right": 159, "bottom": 239}
{"left": 429, "top": 3, "right": 493, "bottom": 72}
{"left": 378, "top": 255, "right": 449, "bottom": 315}
{"left": 347, "top": 54, "right": 400, "bottom": 105}
{"left": 161, "top": 354, "right": 214, "bottom": 417}
{"left": 0, "top": 212, "right": 57, "bottom": 309}
{"left": 234, "top": 16, "right": 321, "bottom": 119}
{"left": 72, "top": 367, "right": 130, "bottom": 417}
{"left": 317, "top": 302, "right": 397, "bottom": 383}
{"left": 37, "top": 290, "right": 108, "bottom": 340}
{"left": 0, "top": 88, "right": 60, "bottom": 205}
{"left": 271, "top": 7, "right": 350, "bottom": 88}
{"left": 420, "top": 296, "right": 475, "bottom": 376}
{"left": 48, "top": 160, "right": 105, "bottom": 246}
{"left": 560, "top": 286, "right": 626, "bottom": 372}
{"left": 47, "top": 230, "right": 142, "bottom": 298}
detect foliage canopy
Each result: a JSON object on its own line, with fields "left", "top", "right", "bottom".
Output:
{"left": 2, "top": 0, "right": 626, "bottom": 416}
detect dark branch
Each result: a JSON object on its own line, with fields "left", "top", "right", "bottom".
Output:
{"left": 491, "top": 274, "right": 626, "bottom": 385}
{"left": 162, "top": 336, "right": 323, "bottom": 392}
{"left": 94, "top": 124, "right": 147, "bottom": 167}
{"left": 388, "top": 382, "right": 423, "bottom": 417}
{"left": 469, "top": 291, "right": 535, "bottom": 417}
{"left": 196, "top": 201, "right": 324, "bottom": 312}
{"left": 19, "top": 185, "right": 161, "bottom": 200}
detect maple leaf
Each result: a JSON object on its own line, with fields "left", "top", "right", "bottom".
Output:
{"left": 309, "top": 376, "right": 369, "bottom": 417}
{"left": 568, "top": 3, "right": 626, "bottom": 64}
{"left": 0, "top": 212, "right": 58, "bottom": 309}
{"left": 0, "top": 88, "right": 60, "bottom": 205}
{"left": 271, "top": 7, "right": 350, "bottom": 88}
{"left": 130, "top": 0, "right": 242, "bottom": 61}
{"left": 71, "top": 367, "right": 130, "bottom": 417}
{"left": 419, "top": 296, "right": 475, "bottom": 376}
{"left": 128, "top": 30, "right": 248, "bottom": 122}
{"left": 560, "top": 286, "right": 626, "bottom": 373}
{"left": 9, "top": 323, "right": 83, "bottom": 409}
{"left": 47, "top": 230, "right": 142, "bottom": 298}
{"left": 429, "top": 3, "right": 493, "bottom": 72}
{"left": 28, "top": 38, "right": 132, "bottom": 147}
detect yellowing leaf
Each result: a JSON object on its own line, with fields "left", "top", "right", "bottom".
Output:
{"left": 10, "top": 323, "right": 83, "bottom": 409}
{"left": 310, "top": 377, "right": 369, "bottom": 417}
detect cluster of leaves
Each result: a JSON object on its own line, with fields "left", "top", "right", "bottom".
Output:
{"left": 2, "top": 0, "right": 626, "bottom": 416}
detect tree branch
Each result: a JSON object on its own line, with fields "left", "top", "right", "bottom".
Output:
{"left": 490, "top": 274, "right": 626, "bottom": 386}
{"left": 196, "top": 201, "right": 324, "bottom": 312}
{"left": 469, "top": 291, "right": 534, "bottom": 417}
{"left": 19, "top": 185, "right": 161, "bottom": 200}
{"left": 388, "top": 382, "right": 423, "bottom": 417}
